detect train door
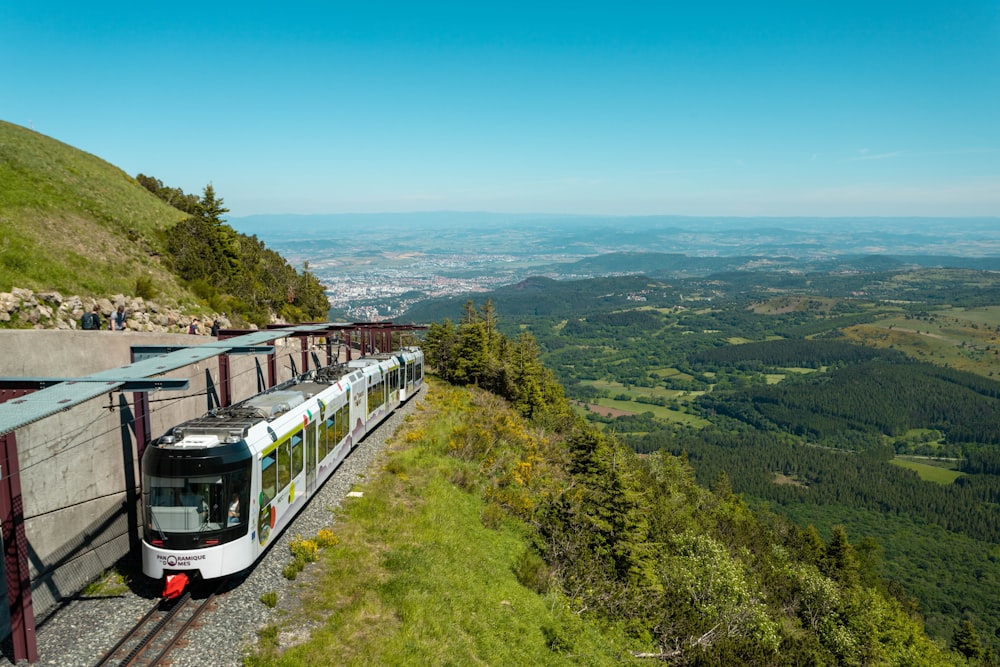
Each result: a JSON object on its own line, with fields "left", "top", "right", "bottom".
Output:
{"left": 306, "top": 413, "right": 318, "bottom": 495}
{"left": 349, "top": 372, "right": 367, "bottom": 442}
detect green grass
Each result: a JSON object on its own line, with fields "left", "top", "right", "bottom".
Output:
{"left": 889, "top": 458, "right": 965, "bottom": 485}
{"left": 777, "top": 366, "right": 824, "bottom": 374}
{"left": 246, "top": 384, "right": 640, "bottom": 666}
{"left": 80, "top": 568, "right": 130, "bottom": 597}
{"left": 582, "top": 378, "right": 691, "bottom": 400}
{"left": 648, "top": 366, "right": 694, "bottom": 380}
{"left": 0, "top": 120, "right": 190, "bottom": 299}
{"left": 585, "top": 397, "right": 709, "bottom": 426}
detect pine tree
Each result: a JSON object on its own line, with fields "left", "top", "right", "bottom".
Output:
{"left": 801, "top": 525, "right": 826, "bottom": 566}
{"left": 197, "top": 183, "right": 229, "bottom": 224}
{"left": 822, "top": 525, "right": 859, "bottom": 587}
{"left": 951, "top": 620, "right": 982, "bottom": 660}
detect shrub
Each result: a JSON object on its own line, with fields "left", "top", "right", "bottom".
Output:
{"left": 260, "top": 591, "right": 278, "bottom": 608}
{"left": 282, "top": 562, "right": 302, "bottom": 580}
{"left": 134, "top": 275, "right": 157, "bottom": 300}
{"left": 289, "top": 536, "right": 319, "bottom": 564}
{"left": 513, "top": 548, "right": 551, "bottom": 594}
{"left": 315, "top": 528, "right": 339, "bottom": 548}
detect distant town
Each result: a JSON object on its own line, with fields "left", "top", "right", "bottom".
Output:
{"left": 229, "top": 213, "right": 1000, "bottom": 322}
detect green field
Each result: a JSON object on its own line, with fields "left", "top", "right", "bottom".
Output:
{"left": 582, "top": 378, "right": 690, "bottom": 401}
{"left": 649, "top": 366, "right": 694, "bottom": 380}
{"left": 846, "top": 304, "right": 1000, "bottom": 378}
{"left": 584, "top": 396, "right": 710, "bottom": 426}
{"left": 889, "top": 457, "right": 965, "bottom": 485}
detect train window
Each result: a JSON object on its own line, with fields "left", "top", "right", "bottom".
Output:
{"left": 292, "top": 428, "right": 304, "bottom": 478}
{"left": 369, "top": 377, "right": 384, "bottom": 412}
{"left": 340, "top": 404, "right": 349, "bottom": 440}
{"left": 331, "top": 406, "right": 339, "bottom": 445}
{"left": 261, "top": 450, "right": 277, "bottom": 504}
{"left": 277, "top": 440, "right": 292, "bottom": 492}
{"left": 321, "top": 415, "right": 332, "bottom": 459}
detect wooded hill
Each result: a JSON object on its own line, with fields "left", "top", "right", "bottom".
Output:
{"left": 394, "top": 307, "right": 970, "bottom": 666}
{"left": 0, "top": 120, "right": 326, "bottom": 326}
{"left": 414, "top": 269, "right": 1000, "bottom": 655}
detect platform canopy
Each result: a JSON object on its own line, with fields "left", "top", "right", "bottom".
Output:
{"left": 0, "top": 324, "right": 336, "bottom": 437}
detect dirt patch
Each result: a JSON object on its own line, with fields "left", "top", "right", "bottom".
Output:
{"left": 573, "top": 401, "right": 635, "bottom": 417}
{"left": 773, "top": 472, "right": 807, "bottom": 488}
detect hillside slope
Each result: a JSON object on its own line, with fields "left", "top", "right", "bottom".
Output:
{"left": 0, "top": 120, "right": 190, "bottom": 301}
{"left": 247, "top": 378, "right": 961, "bottom": 666}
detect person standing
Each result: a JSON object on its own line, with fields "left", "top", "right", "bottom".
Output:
{"left": 188, "top": 318, "right": 200, "bottom": 335}
{"left": 110, "top": 305, "right": 126, "bottom": 331}
{"left": 210, "top": 319, "right": 221, "bottom": 337}
{"left": 80, "top": 305, "right": 101, "bottom": 330}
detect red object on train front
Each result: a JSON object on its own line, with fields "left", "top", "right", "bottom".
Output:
{"left": 163, "top": 573, "right": 189, "bottom": 599}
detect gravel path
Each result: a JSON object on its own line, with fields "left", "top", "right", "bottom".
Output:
{"left": 3, "top": 387, "right": 424, "bottom": 667}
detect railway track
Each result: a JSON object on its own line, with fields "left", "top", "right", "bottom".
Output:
{"left": 96, "top": 580, "right": 225, "bottom": 667}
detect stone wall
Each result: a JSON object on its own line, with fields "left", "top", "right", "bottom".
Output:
{"left": 0, "top": 288, "right": 232, "bottom": 333}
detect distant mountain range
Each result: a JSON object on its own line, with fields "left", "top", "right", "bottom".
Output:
{"left": 557, "top": 251, "right": 1000, "bottom": 277}
{"left": 230, "top": 212, "right": 1000, "bottom": 261}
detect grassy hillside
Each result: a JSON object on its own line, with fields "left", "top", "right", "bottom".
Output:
{"left": 247, "top": 379, "right": 961, "bottom": 666}
{"left": 0, "top": 120, "right": 191, "bottom": 301}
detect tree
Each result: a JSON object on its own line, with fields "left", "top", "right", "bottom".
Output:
{"left": 950, "top": 620, "right": 982, "bottom": 660}
{"left": 197, "top": 183, "right": 229, "bottom": 224}
{"left": 822, "top": 525, "right": 859, "bottom": 587}
{"left": 511, "top": 332, "right": 546, "bottom": 418}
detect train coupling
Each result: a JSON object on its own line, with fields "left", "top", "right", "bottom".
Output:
{"left": 163, "top": 572, "right": 190, "bottom": 600}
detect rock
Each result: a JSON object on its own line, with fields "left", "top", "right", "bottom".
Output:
{"left": 37, "top": 291, "right": 63, "bottom": 306}
{"left": 11, "top": 287, "right": 35, "bottom": 306}
{"left": 0, "top": 293, "right": 17, "bottom": 314}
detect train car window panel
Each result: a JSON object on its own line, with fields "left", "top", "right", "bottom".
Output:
{"left": 228, "top": 469, "right": 250, "bottom": 527}
{"left": 277, "top": 439, "right": 292, "bottom": 492}
{"left": 322, "top": 415, "right": 333, "bottom": 459}
{"left": 367, "top": 376, "right": 385, "bottom": 416}
{"left": 261, "top": 450, "right": 277, "bottom": 504}
{"left": 333, "top": 408, "right": 342, "bottom": 450}
{"left": 292, "top": 428, "right": 305, "bottom": 478}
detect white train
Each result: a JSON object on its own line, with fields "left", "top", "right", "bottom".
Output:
{"left": 141, "top": 348, "right": 424, "bottom": 596}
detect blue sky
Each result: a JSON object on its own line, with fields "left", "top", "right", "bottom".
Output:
{"left": 4, "top": 1, "right": 999, "bottom": 217}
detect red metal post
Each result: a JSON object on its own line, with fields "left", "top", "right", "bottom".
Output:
{"left": 0, "top": 420, "right": 38, "bottom": 663}
{"left": 132, "top": 391, "right": 151, "bottom": 463}
{"left": 267, "top": 344, "right": 278, "bottom": 387}
{"left": 218, "top": 354, "right": 232, "bottom": 407}
{"left": 130, "top": 349, "right": 151, "bottom": 463}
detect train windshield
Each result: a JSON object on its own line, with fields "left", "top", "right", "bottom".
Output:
{"left": 144, "top": 470, "right": 249, "bottom": 537}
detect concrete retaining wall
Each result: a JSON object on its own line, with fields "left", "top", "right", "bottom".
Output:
{"left": 0, "top": 329, "right": 310, "bottom": 620}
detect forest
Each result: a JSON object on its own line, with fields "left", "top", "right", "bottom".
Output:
{"left": 421, "top": 302, "right": 976, "bottom": 664}
{"left": 420, "top": 266, "right": 1000, "bottom": 653}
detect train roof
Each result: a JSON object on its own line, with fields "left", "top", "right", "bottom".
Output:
{"left": 154, "top": 363, "right": 361, "bottom": 448}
